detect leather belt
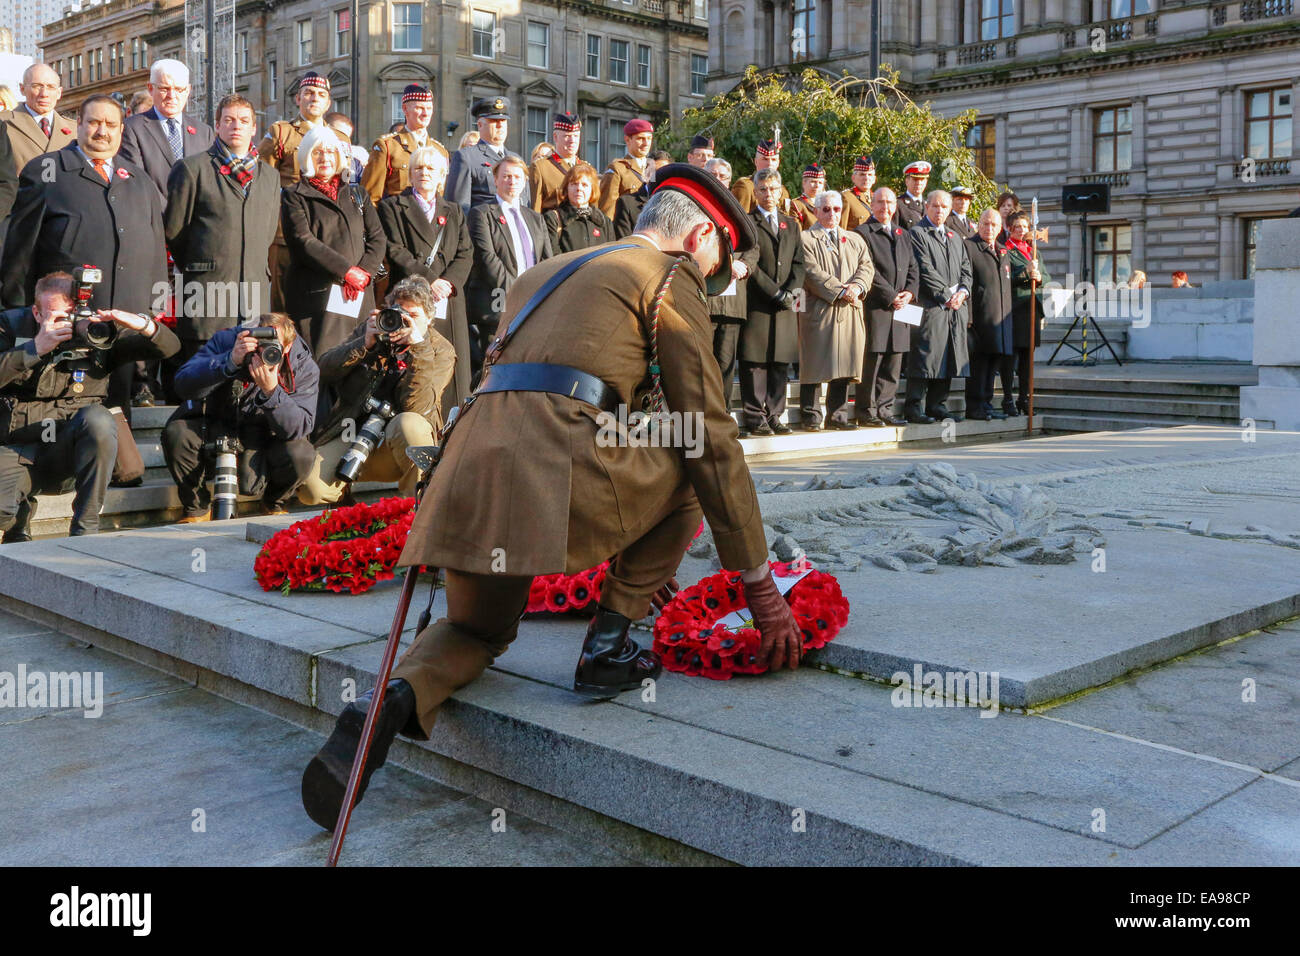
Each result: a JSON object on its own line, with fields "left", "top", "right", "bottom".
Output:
{"left": 476, "top": 362, "right": 620, "bottom": 413}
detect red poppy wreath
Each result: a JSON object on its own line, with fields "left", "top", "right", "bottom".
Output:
{"left": 254, "top": 497, "right": 415, "bottom": 595}
{"left": 652, "top": 561, "right": 849, "bottom": 680}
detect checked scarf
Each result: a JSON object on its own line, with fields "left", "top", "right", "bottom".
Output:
{"left": 219, "top": 144, "right": 259, "bottom": 194}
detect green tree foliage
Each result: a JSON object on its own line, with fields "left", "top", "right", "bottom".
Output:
{"left": 660, "top": 66, "right": 1003, "bottom": 210}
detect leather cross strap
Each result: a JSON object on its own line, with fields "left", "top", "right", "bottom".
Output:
{"left": 476, "top": 362, "right": 619, "bottom": 412}
{"left": 485, "top": 242, "right": 639, "bottom": 365}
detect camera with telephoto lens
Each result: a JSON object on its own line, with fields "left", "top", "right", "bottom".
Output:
{"left": 67, "top": 265, "right": 119, "bottom": 350}
{"left": 376, "top": 307, "right": 406, "bottom": 336}
{"left": 204, "top": 435, "right": 243, "bottom": 520}
{"left": 243, "top": 326, "right": 284, "bottom": 367}
{"left": 335, "top": 396, "right": 396, "bottom": 483}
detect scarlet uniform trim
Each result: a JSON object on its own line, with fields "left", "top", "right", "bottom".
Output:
{"left": 658, "top": 176, "right": 744, "bottom": 252}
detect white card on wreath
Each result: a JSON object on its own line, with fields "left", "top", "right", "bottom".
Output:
{"left": 713, "top": 567, "right": 814, "bottom": 630}
{"left": 326, "top": 284, "right": 365, "bottom": 318}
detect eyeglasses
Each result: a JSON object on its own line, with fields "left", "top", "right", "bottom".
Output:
{"left": 154, "top": 86, "right": 188, "bottom": 95}
{"left": 821, "top": 206, "right": 842, "bottom": 213}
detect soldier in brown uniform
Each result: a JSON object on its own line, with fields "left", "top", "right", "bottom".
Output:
{"left": 597, "top": 118, "right": 653, "bottom": 219}
{"left": 838, "top": 155, "right": 877, "bottom": 231}
{"left": 258, "top": 72, "right": 332, "bottom": 312}
{"left": 730, "top": 139, "right": 791, "bottom": 214}
{"left": 790, "top": 163, "right": 826, "bottom": 230}
{"left": 528, "top": 111, "right": 581, "bottom": 214}
{"left": 301, "top": 165, "right": 804, "bottom": 829}
{"left": 359, "top": 84, "right": 449, "bottom": 204}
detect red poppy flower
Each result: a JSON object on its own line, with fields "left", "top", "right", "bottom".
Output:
{"left": 498, "top": 215, "right": 506, "bottom": 224}
{"left": 841, "top": 236, "right": 847, "bottom": 243}
{"left": 593, "top": 229, "right": 601, "bottom": 237}
{"left": 220, "top": 165, "right": 231, "bottom": 175}
{"left": 779, "top": 221, "right": 787, "bottom": 230}
{"left": 186, "top": 125, "right": 196, "bottom": 135}
{"left": 895, "top": 228, "right": 902, "bottom": 235}
{"left": 61, "top": 128, "right": 71, "bottom": 135}
{"left": 115, "top": 168, "right": 130, "bottom": 179}
{"left": 437, "top": 216, "right": 446, "bottom": 226}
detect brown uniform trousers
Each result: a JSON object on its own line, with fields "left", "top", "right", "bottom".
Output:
{"left": 730, "top": 177, "right": 792, "bottom": 215}
{"left": 358, "top": 128, "right": 449, "bottom": 204}
{"left": 838, "top": 186, "right": 872, "bottom": 231}
{"left": 596, "top": 156, "right": 648, "bottom": 219}
{"left": 392, "top": 237, "right": 770, "bottom": 737}
{"left": 258, "top": 117, "right": 320, "bottom": 312}
{"left": 529, "top": 153, "right": 576, "bottom": 214}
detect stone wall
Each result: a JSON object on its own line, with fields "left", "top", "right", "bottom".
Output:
{"left": 1240, "top": 219, "right": 1300, "bottom": 430}
{"left": 1127, "top": 282, "right": 1255, "bottom": 363}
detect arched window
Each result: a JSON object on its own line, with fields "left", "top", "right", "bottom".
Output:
{"left": 724, "top": 9, "right": 746, "bottom": 74}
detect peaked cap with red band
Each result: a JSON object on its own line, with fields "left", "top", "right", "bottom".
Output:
{"left": 903, "top": 160, "right": 932, "bottom": 177}
{"left": 650, "top": 163, "right": 758, "bottom": 296}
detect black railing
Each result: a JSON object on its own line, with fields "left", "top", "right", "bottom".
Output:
{"left": 1241, "top": 0, "right": 1293, "bottom": 21}
{"left": 956, "top": 42, "right": 997, "bottom": 64}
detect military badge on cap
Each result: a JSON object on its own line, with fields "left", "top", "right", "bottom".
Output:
{"left": 472, "top": 97, "right": 510, "bottom": 120}
{"left": 903, "top": 160, "right": 932, "bottom": 177}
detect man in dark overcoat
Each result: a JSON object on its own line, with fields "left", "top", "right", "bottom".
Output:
{"left": 904, "top": 190, "right": 970, "bottom": 423}
{"left": 963, "top": 209, "right": 1015, "bottom": 420}
{"left": 854, "top": 187, "right": 918, "bottom": 426}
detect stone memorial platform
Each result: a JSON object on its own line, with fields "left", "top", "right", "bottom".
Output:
{"left": 2, "top": 425, "right": 1298, "bottom": 865}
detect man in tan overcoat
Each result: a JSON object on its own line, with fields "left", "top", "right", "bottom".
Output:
{"left": 797, "top": 189, "right": 874, "bottom": 431}
{"left": 302, "top": 164, "right": 804, "bottom": 830}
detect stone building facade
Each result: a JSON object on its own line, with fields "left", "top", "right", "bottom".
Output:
{"left": 708, "top": 0, "right": 1300, "bottom": 285}
{"left": 41, "top": 1, "right": 708, "bottom": 172}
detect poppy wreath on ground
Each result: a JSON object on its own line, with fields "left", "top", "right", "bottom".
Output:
{"left": 652, "top": 561, "right": 849, "bottom": 680}
{"left": 254, "top": 497, "right": 416, "bottom": 595}
{"left": 523, "top": 521, "right": 705, "bottom": 616}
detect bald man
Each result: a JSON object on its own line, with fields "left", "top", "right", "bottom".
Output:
{"left": 0, "top": 64, "right": 76, "bottom": 173}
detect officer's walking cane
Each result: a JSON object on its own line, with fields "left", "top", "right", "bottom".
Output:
{"left": 326, "top": 442, "right": 444, "bottom": 867}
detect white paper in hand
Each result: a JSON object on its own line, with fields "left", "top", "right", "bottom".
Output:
{"left": 326, "top": 284, "right": 365, "bottom": 318}
{"left": 895, "top": 303, "right": 924, "bottom": 326}
{"left": 434, "top": 297, "right": 448, "bottom": 319}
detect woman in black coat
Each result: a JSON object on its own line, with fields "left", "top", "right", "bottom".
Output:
{"left": 281, "top": 126, "right": 386, "bottom": 358}
{"left": 543, "top": 161, "right": 612, "bottom": 254}
{"left": 378, "top": 145, "right": 474, "bottom": 410}
{"left": 1005, "top": 210, "right": 1051, "bottom": 416}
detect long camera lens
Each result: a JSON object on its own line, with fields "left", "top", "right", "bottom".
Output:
{"left": 335, "top": 402, "right": 393, "bottom": 483}
{"left": 211, "top": 439, "right": 240, "bottom": 520}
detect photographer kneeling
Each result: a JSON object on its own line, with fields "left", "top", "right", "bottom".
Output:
{"left": 0, "top": 271, "right": 180, "bottom": 539}
{"left": 162, "top": 313, "right": 319, "bottom": 521}
{"left": 298, "top": 277, "right": 455, "bottom": 505}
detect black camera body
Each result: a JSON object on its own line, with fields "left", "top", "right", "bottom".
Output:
{"left": 244, "top": 326, "right": 284, "bottom": 366}
{"left": 67, "top": 265, "right": 118, "bottom": 351}
{"left": 336, "top": 396, "right": 396, "bottom": 483}
{"left": 376, "top": 307, "right": 406, "bottom": 335}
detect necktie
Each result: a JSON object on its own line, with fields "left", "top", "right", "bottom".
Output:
{"left": 510, "top": 207, "right": 535, "bottom": 270}
{"left": 91, "top": 159, "right": 110, "bottom": 183}
{"left": 767, "top": 213, "right": 777, "bottom": 233}
{"left": 166, "top": 118, "right": 183, "bottom": 161}
{"left": 40, "top": 117, "right": 51, "bottom": 138}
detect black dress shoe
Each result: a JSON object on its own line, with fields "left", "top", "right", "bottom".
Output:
{"left": 798, "top": 421, "right": 822, "bottom": 431}
{"left": 966, "top": 411, "right": 991, "bottom": 421}
{"left": 988, "top": 409, "right": 1008, "bottom": 420}
{"left": 301, "top": 678, "right": 416, "bottom": 831}
{"left": 857, "top": 416, "right": 885, "bottom": 427}
{"left": 1002, "top": 406, "right": 1020, "bottom": 418}
{"left": 885, "top": 415, "right": 908, "bottom": 426}
{"left": 905, "top": 413, "right": 935, "bottom": 425}
{"left": 826, "top": 419, "right": 859, "bottom": 431}
{"left": 737, "top": 428, "right": 752, "bottom": 438}
{"left": 771, "top": 423, "right": 793, "bottom": 435}
{"left": 574, "top": 607, "right": 662, "bottom": 699}
{"left": 752, "top": 423, "right": 774, "bottom": 437}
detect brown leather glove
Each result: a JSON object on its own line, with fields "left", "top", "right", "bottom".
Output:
{"left": 743, "top": 572, "right": 801, "bottom": 671}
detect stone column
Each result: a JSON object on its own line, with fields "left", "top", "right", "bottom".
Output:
{"left": 1240, "top": 219, "right": 1300, "bottom": 429}
{"left": 1043, "top": 0, "right": 1064, "bottom": 25}
{"left": 831, "top": 0, "right": 850, "bottom": 56}
{"left": 1130, "top": 218, "right": 1145, "bottom": 280}
{"left": 994, "top": 113, "right": 1008, "bottom": 181}
{"left": 920, "top": 0, "right": 938, "bottom": 45}
{"left": 1130, "top": 95, "right": 1146, "bottom": 171}
{"left": 1068, "top": 105, "right": 1086, "bottom": 177}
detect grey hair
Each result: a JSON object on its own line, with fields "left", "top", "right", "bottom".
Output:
{"left": 704, "top": 157, "right": 731, "bottom": 177}
{"left": 754, "top": 168, "right": 782, "bottom": 188}
{"left": 388, "top": 276, "right": 434, "bottom": 316}
{"left": 872, "top": 186, "right": 897, "bottom": 202}
{"left": 410, "top": 145, "right": 448, "bottom": 174}
{"left": 635, "top": 188, "right": 709, "bottom": 240}
{"left": 925, "top": 189, "right": 952, "bottom": 205}
{"left": 298, "top": 125, "right": 351, "bottom": 182}
{"left": 150, "top": 59, "right": 190, "bottom": 86}
{"left": 813, "top": 189, "right": 842, "bottom": 210}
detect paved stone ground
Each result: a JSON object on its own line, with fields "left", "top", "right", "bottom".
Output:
{"left": 0, "top": 610, "right": 633, "bottom": 867}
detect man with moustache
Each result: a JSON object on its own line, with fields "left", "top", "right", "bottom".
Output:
{"left": 686, "top": 134, "right": 715, "bottom": 168}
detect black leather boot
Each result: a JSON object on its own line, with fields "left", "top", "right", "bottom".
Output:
{"left": 301, "top": 678, "right": 416, "bottom": 831}
{"left": 573, "top": 607, "right": 662, "bottom": 700}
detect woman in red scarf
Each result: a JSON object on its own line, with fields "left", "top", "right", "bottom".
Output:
{"left": 1005, "top": 210, "right": 1050, "bottom": 417}
{"left": 281, "top": 126, "right": 386, "bottom": 358}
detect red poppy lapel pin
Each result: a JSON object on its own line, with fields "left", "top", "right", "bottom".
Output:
{"left": 840, "top": 235, "right": 847, "bottom": 243}
{"left": 186, "top": 125, "right": 196, "bottom": 135}
{"left": 61, "top": 128, "right": 71, "bottom": 136}
{"left": 779, "top": 221, "right": 787, "bottom": 230}
{"left": 115, "top": 167, "right": 130, "bottom": 179}
{"left": 947, "top": 230, "right": 954, "bottom": 238}
{"left": 220, "top": 165, "right": 231, "bottom": 175}
{"left": 895, "top": 227, "right": 902, "bottom": 235}
{"left": 593, "top": 229, "right": 601, "bottom": 237}
{"left": 437, "top": 215, "right": 446, "bottom": 226}
{"left": 498, "top": 215, "right": 506, "bottom": 224}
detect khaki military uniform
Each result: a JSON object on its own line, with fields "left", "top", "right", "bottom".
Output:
{"left": 359, "top": 127, "right": 449, "bottom": 204}
{"left": 529, "top": 152, "right": 578, "bottom": 214}
{"left": 730, "top": 176, "right": 791, "bottom": 215}
{"left": 790, "top": 194, "right": 819, "bottom": 230}
{"left": 839, "top": 185, "right": 872, "bottom": 231}
{"left": 394, "top": 236, "right": 770, "bottom": 736}
{"left": 258, "top": 116, "right": 324, "bottom": 311}
{"left": 597, "top": 155, "right": 648, "bottom": 219}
